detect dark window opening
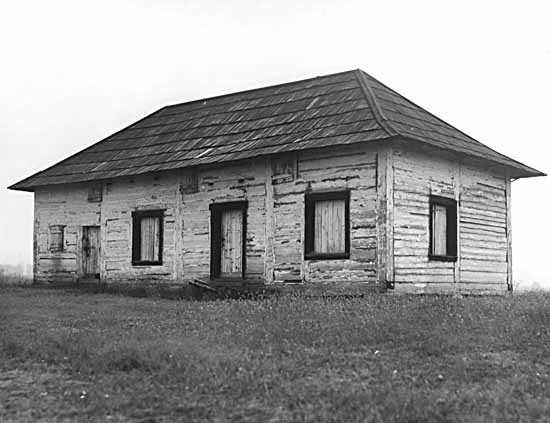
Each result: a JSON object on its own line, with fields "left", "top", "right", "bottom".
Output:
{"left": 429, "top": 195, "right": 457, "bottom": 262}
{"left": 132, "top": 210, "right": 164, "bottom": 265}
{"left": 271, "top": 153, "right": 296, "bottom": 184}
{"left": 304, "top": 191, "right": 350, "bottom": 260}
{"left": 49, "top": 225, "right": 65, "bottom": 252}
{"left": 181, "top": 170, "right": 199, "bottom": 194}
{"left": 88, "top": 184, "right": 102, "bottom": 202}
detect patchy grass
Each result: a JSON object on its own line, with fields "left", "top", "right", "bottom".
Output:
{"left": 0, "top": 273, "right": 32, "bottom": 286}
{"left": 1, "top": 287, "right": 550, "bottom": 422}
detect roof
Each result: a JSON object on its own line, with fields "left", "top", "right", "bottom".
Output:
{"left": 9, "top": 69, "right": 544, "bottom": 191}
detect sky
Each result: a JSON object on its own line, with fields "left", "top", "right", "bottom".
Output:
{"left": 1, "top": 0, "right": 548, "bottom": 287}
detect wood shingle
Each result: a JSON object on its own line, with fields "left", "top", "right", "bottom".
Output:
{"left": 9, "top": 69, "right": 543, "bottom": 191}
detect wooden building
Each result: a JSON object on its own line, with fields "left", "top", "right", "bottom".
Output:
{"left": 9, "top": 70, "right": 544, "bottom": 293}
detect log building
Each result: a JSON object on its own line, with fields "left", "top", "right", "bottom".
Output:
{"left": 9, "top": 70, "right": 544, "bottom": 293}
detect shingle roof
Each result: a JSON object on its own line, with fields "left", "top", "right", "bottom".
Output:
{"left": 9, "top": 69, "right": 544, "bottom": 191}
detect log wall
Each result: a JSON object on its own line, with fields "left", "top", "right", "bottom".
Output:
{"left": 33, "top": 141, "right": 511, "bottom": 293}
{"left": 275, "top": 145, "right": 378, "bottom": 283}
{"left": 33, "top": 144, "right": 379, "bottom": 286}
{"left": 34, "top": 185, "right": 101, "bottom": 283}
{"left": 391, "top": 145, "right": 509, "bottom": 294}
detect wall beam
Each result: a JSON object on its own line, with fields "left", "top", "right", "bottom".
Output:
{"left": 376, "top": 145, "right": 394, "bottom": 287}
{"left": 506, "top": 174, "right": 513, "bottom": 291}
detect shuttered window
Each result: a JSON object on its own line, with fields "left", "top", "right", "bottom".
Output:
{"left": 429, "top": 196, "right": 457, "bottom": 261}
{"left": 49, "top": 225, "right": 65, "bottom": 252}
{"left": 271, "top": 154, "right": 296, "bottom": 184}
{"left": 431, "top": 204, "right": 447, "bottom": 256}
{"left": 87, "top": 184, "right": 102, "bottom": 202}
{"left": 305, "top": 191, "right": 350, "bottom": 259}
{"left": 132, "top": 210, "right": 164, "bottom": 265}
{"left": 314, "top": 199, "right": 346, "bottom": 253}
{"left": 140, "top": 217, "right": 160, "bottom": 261}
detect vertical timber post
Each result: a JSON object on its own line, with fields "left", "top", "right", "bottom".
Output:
{"left": 264, "top": 157, "right": 275, "bottom": 282}
{"left": 506, "top": 174, "right": 513, "bottom": 292}
{"left": 377, "top": 145, "right": 394, "bottom": 288}
{"left": 33, "top": 192, "right": 39, "bottom": 284}
{"left": 174, "top": 169, "right": 184, "bottom": 283}
{"left": 99, "top": 182, "right": 108, "bottom": 285}
{"left": 453, "top": 160, "right": 461, "bottom": 288}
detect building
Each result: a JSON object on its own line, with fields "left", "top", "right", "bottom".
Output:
{"left": 9, "top": 70, "right": 544, "bottom": 293}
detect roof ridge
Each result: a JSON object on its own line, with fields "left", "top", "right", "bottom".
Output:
{"left": 8, "top": 69, "right": 544, "bottom": 191}
{"left": 358, "top": 69, "right": 482, "bottom": 145}
{"left": 358, "top": 70, "right": 545, "bottom": 177}
{"left": 164, "top": 69, "right": 358, "bottom": 110}
{"left": 354, "top": 69, "right": 398, "bottom": 137}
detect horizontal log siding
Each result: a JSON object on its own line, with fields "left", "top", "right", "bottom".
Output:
{"left": 180, "top": 160, "right": 268, "bottom": 281}
{"left": 33, "top": 143, "right": 378, "bottom": 286}
{"left": 34, "top": 159, "right": 269, "bottom": 285}
{"left": 392, "top": 147, "right": 508, "bottom": 293}
{"left": 101, "top": 172, "right": 178, "bottom": 283}
{"left": 271, "top": 144, "right": 378, "bottom": 284}
{"left": 459, "top": 165, "right": 508, "bottom": 287}
{"left": 34, "top": 185, "right": 101, "bottom": 283}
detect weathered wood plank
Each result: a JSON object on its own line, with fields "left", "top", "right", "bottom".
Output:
{"left": 506, "top": 175, "right": 512, "bottom": 291}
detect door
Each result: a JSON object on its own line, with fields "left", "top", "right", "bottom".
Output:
{"left": 220, "top": 209, "right": 243, "bottom": 277}
{"left": 82, "top": 226, "right": 100, "bottom": 278}
{"left": 210, "top": 201, "right": 247, "bottom": 279}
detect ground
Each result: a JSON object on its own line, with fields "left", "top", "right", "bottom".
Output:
{"left": 1, "top": 287, "right": 550, "bottom": 423}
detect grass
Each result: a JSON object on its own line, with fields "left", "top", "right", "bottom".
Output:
{"left": 0, "top": 273, "right": 32, "bottom": 286}
{"left": 1, "top": 287, "right": 550, "bottom": 422}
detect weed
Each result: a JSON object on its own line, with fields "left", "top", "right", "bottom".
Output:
{"left": 1, "top": 287, "right": 549, "bottom": 422}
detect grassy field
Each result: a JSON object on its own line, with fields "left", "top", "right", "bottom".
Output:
{"left": 1, "top": 287, "right": 550, "bottom": 422}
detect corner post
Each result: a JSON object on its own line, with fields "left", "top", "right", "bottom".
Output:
{"left": 377, "top": 144, "right": 394, "bottom": 287}
{"left": 454, "top": 160, "right": 461, "bottom": 287}
{"left": 174, "top": 170, "right": 185, "bottom": 283}
{"left": 99, "top": 183, "right": 108, "bottom": 285}
{"left": 33, "top": 192, "right": 39, "bottom": 284}
{"left": 506, "top": 174, "right": 512, "bottom": 291}
{"left": 264, "top": 157, "right": 275, "bottom": 282}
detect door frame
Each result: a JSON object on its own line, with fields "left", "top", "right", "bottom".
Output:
{"left": 82, "top": 225, "right": 101, "bottom": 279}
{"left": 209, "top": 201, "right": 247, "bottom": 280}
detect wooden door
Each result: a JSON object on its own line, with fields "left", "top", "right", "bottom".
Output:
{"left": 220, "top": 209, "right": 243, "bottom": 277}
{"left": 314, "top": 199, "right": 346, "bottom": 254}
{"left": 210, "top": 201, "right": 247, "bottom": 280}
{"left": 82, "top": 226, "right": 100, "bottom": 278}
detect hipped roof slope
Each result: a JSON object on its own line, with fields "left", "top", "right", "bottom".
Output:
{"left": 10, "top": 69, "right": 544, "bottom": 191}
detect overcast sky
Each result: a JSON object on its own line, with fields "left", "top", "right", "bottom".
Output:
{"left": 1, "top": 0, "right": 548, "bottom": 287}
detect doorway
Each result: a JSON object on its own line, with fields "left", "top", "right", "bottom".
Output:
{"left": 210, "top": 201, "right": 247, "bottom": 280}
{"left": 82, "top": 226, "right": 100, "bottom": 279}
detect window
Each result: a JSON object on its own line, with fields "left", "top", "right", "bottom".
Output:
{"left": 87, "top": 184, "right": 102, "bottom": 202}
{"left": 429, "top": 195, "right": 457, "bottom": 261}
{"left": 49, "top": 225, "right": 65, "bottom": 252}
{"left": 305, "top": 191, "right": 350, "bottom": 260}
{"left": 181, "top": 170, "right": 199, "bottom": 194}
{"left": 132, "top": 210, "right": 164, "bottom": 265}
{"left": 271, "top": 154, "right": 296, "bottom": 184}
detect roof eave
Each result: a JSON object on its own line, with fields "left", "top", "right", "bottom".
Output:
{"left": 396, "top": 135, "right": 545, "bottom": 179}
{"left": 8, "top": 181, "right": 36, "bottom": 192}
{"left": 509, "top": 168, "right": 546, "bottom": 179}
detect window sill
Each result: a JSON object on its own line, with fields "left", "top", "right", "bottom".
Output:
{"left": 304, "top": 252, "right": 350, "bottom": 261}
{"left": 428, "top": 255, "right": 457, "bottom": 262}
{"left": 132, "top": 261, "right": 163, "bottom": 266}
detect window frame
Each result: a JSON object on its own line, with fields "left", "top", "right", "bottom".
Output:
{"left": 131, "top": 209, "right": 165, "bottom": 266}
{"left": 87, "top": 184, "right": 103, "bottom": 202}
{"left": 304, "top": 190, "right": 350, "bottom": 260}
{"left": 48, "top": 224, "right": 66, "bottom": 253}
{"left": 271, "top": 153, "right": 296, "bottom": 185}
{"left": 428, "top": 195, "right": 457, "bottom": 262}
